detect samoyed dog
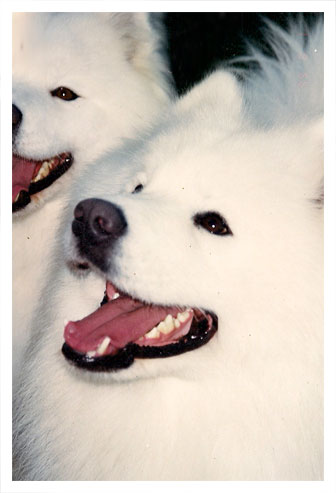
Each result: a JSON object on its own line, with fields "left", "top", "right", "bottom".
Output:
{"left": 13, "top": 18, "right": 323, "bottom": 480}
{"left": 12, "top": 12, "right": 173, "bottom": 387}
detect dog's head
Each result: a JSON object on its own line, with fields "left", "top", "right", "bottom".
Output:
{"left": 61, "top": 71, "right": 323, "bottom": 380}
{"left": 12, "top": 12, "right": 172, "bottom": 214}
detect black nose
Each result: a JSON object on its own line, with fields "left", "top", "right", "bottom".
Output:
{"left": 72, "top": 198, "right": 127, "bottom": 245}
{"left": 12, "top": 104, "right": 23, "bottom": 132}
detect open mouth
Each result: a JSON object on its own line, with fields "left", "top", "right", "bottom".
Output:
{"left": 12, "top": 152, "right": 73, "bottom": 212}
{"left": 62, "top": 281, "right": 218, "bottom": 371}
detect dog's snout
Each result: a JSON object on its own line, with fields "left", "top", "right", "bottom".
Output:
{"left": 12, "top": 104, "right": 23, "bottom": 131}
{"left": 72, "top": 198, "right": 127, "bottom": 244}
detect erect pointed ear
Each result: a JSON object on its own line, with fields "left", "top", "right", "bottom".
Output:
{"left": 102, "top": 13, "right": 173, "bottom": 99}
{"left": 102, "top": 13, "right": 153, "bottom": 59}
{"left": 177, "top": 70, "right": 243, "bottom": 122}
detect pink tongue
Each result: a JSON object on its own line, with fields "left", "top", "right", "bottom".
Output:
{"left": 64, "top": 295, "right": 179, "bottom": 355}
{"left": 12, "top": 155, "right": 40, "bottom": 202}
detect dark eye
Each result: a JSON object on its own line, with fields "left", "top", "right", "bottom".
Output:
{"left": 132, "top": 184, "right": 143, "bottom": 194}
{"left": 193, "top": 212, "right": 232, "bottom": 236}
{"left": 51, "top": 87, "right": 79, "bottom": 101}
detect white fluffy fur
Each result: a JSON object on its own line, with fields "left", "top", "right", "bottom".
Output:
{"left": 12, "top": 12, "right": 173, "bottom": 387}
{"left": 242, "top": 17, "right": 324, "bottom": 126}
{"left": 13, "top": 19, "right": 323, "bottom": 480}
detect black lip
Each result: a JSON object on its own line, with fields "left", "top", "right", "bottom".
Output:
{"left": 62, "top": 342, "right": 136, "bottom": 371}
{"left": 12, "top": 154, "right": 73, "bottom": 213}
{"left": 12, "top": 190, "right": 31, "bottom": 212}
{"left": 28, "top": 155, "right": 73, "bottom": 195}
{"left": 62, "top": 311, "right": 218, "bottom": 372}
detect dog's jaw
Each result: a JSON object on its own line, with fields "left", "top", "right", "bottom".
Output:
{"left": 12, "top": 152, "right": 73, "bottom": 213}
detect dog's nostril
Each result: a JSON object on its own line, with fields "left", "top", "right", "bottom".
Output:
{"left": 94, "top": 216, "right": 114, "bottom": 235}
{"left": 90, "top": 203, "right": 127, "bottom": 240}
{"left": 74, "top": 203, "right": 85, "bottom": 221}
{"left": 12, "top": 104, "right": 23, "bottom": 129}
{"left": 72, "top": 219, "right": 84, "bottom": 237}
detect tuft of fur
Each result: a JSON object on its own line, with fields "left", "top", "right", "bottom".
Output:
{"left": 239, "top": 17, "right": 324, "bottom": 126}
{"left": 13, "top": 18, "right": 323, "bottom": 480}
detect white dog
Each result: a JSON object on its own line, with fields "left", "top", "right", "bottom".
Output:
{"left": 14, "top": 18, "right": 323, "bottom": 480}
{"left": 12, "top": 12, "right": 173, "bottom": 387}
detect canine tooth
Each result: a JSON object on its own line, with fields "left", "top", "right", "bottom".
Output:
{"left": 43, "top": 163, "right": 52, "bottom": 174}
{"left": 32, "top": 161, "right": 51, "bottom": 182}
{"left": 96, "top": 336, "right": 111, "bottom": 355}
{"left": 145, "top": 327, "right": 160, "bottom": 339}
{"left": 174, "top": 318, "right": 181, "bottom": 329}
{"left": 112, "top": 293, "right": 120, "bottom": 300}
{"left": 63, "top": 319, "right": 69, "bottom": 327}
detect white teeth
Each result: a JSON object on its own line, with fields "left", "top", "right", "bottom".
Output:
{"left": 31, "top": 160, "right": 53, "bottom": 183}
{"left": 14, "top": 192, "right": 20, "bottom": 203}
{"left": 157, "top": 320, "right": 170, "bottom": 335}
{"left": 164, "top": 314, "right": 174, "bottom": 331}
{"left": 96, "top": 336, "right": 111, "bottom": 355}
{"left": 112, "top": 293, "right": 120, "bottom": 300}
{"left": 145, "top": 327, "right": 160, "bottom": 339}
{"left": 177, "top": 311, "right": 190, "bottom": 323}
{"left": 145, "top": 310, "right": 192, "bottom": 339}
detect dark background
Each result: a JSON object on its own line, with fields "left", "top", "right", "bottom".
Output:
{"left": 164, "top": 12, "right": 322, "bottom": 95}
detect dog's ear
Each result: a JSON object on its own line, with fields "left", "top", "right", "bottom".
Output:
{"left": 177, "top": 71, "right": 243, "bottom": 124}
{"left": 102, "top": 13, "right": 156, "bottom": 60}
{"left": 103, "top": 13, "right": 174, "bottom": 99}
{"left": 287, "top": 117, "right": 324, "bottom": 206}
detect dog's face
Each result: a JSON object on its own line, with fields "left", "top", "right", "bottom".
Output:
{"left": 12, "top": 12, "right": 170, "bottom": 214}
{"left": 63, "top": 72, "right": 323, "bottom": 380}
